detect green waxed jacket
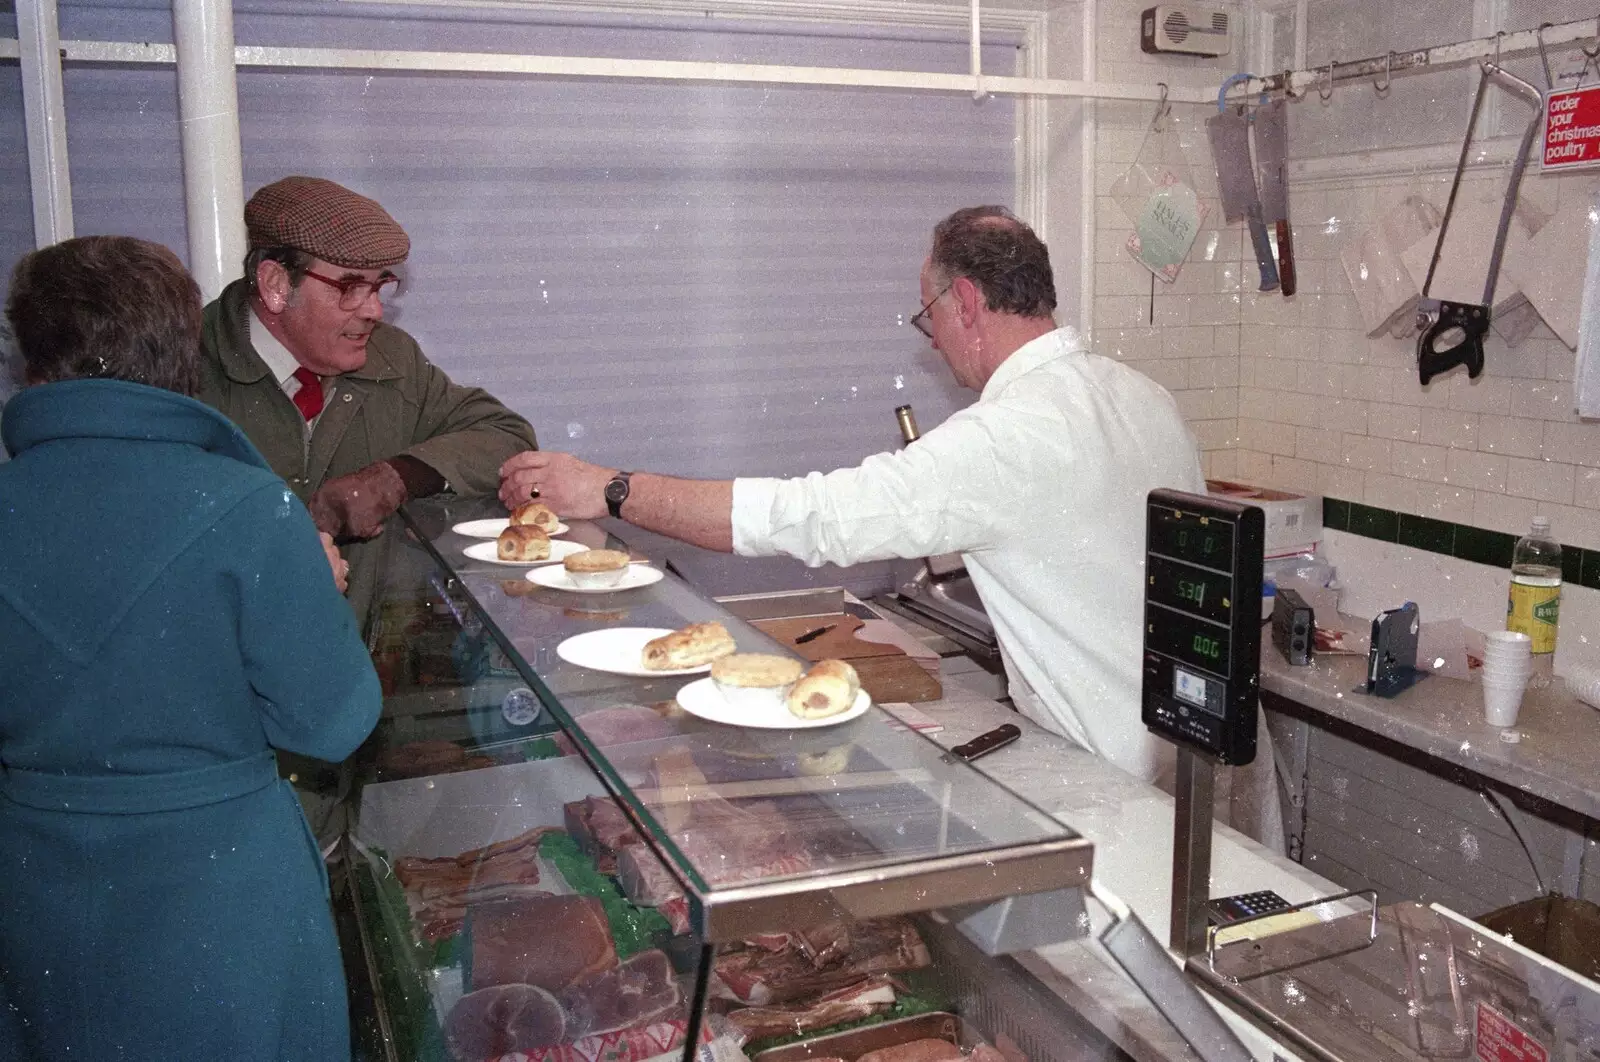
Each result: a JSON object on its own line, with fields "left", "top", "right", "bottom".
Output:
{"left": 198, "top": 278, "right": 539, "bottom": 629}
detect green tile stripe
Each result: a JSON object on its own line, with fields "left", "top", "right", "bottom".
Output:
{"left": 1322, "top": 496, "right": 1600, "bottom": 589}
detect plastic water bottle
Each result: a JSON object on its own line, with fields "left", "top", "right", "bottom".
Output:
{"left": 1507, "top": 517, "right": 1561, "bottom": 690}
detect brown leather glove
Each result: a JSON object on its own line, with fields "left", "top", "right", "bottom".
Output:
{"left": 309, "top": 460, "right": 409, "bottom": 540}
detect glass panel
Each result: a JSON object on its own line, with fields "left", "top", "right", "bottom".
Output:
{"left": 347, "top": 516, "right": 1101, "bottom": 1061}
{"left": 373, "top": 497, "right": 1077, "bottom": 907}
{"left": 347, "top": 525, "right": 709, "bottom": 1061}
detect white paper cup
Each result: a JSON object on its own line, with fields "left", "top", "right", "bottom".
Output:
{"left": 1481, "top": 657, "right": 1532, "bottom": 682}
{"left": 1483, "top": 679, "right": 1525, "bottom": 727}
{"left": 1483, "top": 632, "right": 1532, "bottom": 660}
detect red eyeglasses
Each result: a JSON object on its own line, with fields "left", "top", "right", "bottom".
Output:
{"left": 301, "top": 269, "right": 401, "bottom": 310}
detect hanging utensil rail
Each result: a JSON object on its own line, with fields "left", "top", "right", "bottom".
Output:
{"left": 1228, "top": 16, "right": 1600, "bottom": 101}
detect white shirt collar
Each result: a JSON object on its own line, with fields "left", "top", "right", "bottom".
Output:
{"left": 248, "top": 306, "right": 306, "bottom": 389}
{"left": 979, "top": 325, "right": 1087, "bottom": 402}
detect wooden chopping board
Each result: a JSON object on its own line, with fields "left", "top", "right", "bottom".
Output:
{"left": 749, "top": 616, "right": 942, "bottom": 703}
{"left": 750, "top": 616, "right": 900, "bottom": 661}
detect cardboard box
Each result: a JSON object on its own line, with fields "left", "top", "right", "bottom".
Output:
{"left": 1475, "top": 894, "right": 1600, "bottom": 983}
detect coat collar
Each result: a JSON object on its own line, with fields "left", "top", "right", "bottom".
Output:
{"left": 980, "top": 325, "right": 1088, "bottom": 403}
{"left": 3, "top": 378, "right": 270, "bottom": 469}
{"left": 211, "top": 278, "right": 405, "bottom": 385}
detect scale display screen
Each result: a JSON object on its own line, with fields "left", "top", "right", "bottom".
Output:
{"left": 1141, "top": 490, "right": 1264, "bottom": 765}
{"left": 1146, "top": 554, "right": 1233, "bottom": 626}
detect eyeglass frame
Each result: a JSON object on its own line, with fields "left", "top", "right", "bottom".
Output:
{"left": 910, "top": 281, "right": 954, "bottom": 339}
{"left": 300, "top": 267, "right": 402, "bottom": 310}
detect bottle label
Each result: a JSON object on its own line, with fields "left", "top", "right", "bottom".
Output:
{"left": 1507, "top": 583, "right": 1561, "bottom": 654}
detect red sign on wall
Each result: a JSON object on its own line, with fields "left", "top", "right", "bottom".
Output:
{"left": 1543, "top": 85, "right": 1600, "bottom": 171}
{"left": 1475, "top": 1002, "right": 1549, "bottom": 1062}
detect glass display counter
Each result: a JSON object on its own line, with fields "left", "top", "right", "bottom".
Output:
{"left": 342, "top": 496, "right": 1111, "bottom": 1062}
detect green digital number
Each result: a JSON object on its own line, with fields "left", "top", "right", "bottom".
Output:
{"left": 1178, "top": 579, "right": 1206, "bottom": 608}
{"left": 1192, "top": 633, "right": 1222, "bottom": 661}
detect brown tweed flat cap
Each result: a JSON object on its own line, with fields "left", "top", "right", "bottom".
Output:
{"left": 245, "top": 176, "right": 410, "bottom": 269}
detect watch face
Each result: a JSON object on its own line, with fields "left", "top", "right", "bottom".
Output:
{"left": 605, "top": 478, "right": 628, "bottom": 503}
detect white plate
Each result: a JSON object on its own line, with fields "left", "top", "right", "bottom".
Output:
{"left": 675, "top": 678, "right": 871, "bottom": 729}
{"left": 525, "top": 564, "right": 665, "bottom": 594}
{"left": 556, "top": 628, "right": 714, "bottom": 677}
{"left": 453, "top": 517, "right": 569, "bottom": 539}
{"left": 462, "top": 539, "right": 589, "bottom": 567}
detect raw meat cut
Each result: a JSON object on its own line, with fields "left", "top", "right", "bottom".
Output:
{"left": 714, "top": 919, "right": 930, "bottom": 1004}
{"left": 856, "top": 1040, "right": 963, "bottom": 1062}
{"left": 560, "top": 948, "right": 683, "bottom": 1037}
{"left": 469, "top": 894, "right": 617, "bottom": 991}
{"left": 720, "top": 977, "right": 897, "bottom": 1040}
{"left": 616, "top": 844, "right": 684, "bottom": 908}
{"left": 555, "top": 704, "right": 680, "bottom": 754}
{"left": 444, "top": 983, "right": 567, "bottom": 1061}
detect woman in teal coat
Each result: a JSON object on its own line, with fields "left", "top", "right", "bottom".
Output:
{"left": 0, "top": 236, "right": 383, "bottom": 1060}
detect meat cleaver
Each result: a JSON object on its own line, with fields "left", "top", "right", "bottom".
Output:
{"left": 1207, "top": 106, "right": 1280, "bottom": 292}
{"left": 1254, "top": 98, "right": 1296, "bottom": 296}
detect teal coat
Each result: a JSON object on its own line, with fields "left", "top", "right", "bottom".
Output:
{"left": 0, "top": 380, "right": 382, "bottom": 1060}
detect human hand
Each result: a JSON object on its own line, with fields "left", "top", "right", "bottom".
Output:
{"left": 320, "top": 532, "right": 350, "bottom": 594}
{"left": 498, "top": 451, "right": 613, "bottom": 520}
{"left": 309, "top": 460, "right": 409, "bottom": 539}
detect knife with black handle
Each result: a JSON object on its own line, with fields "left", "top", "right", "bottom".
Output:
{"left": 1254, "top": 98, "right": 1296, "bottom": 297}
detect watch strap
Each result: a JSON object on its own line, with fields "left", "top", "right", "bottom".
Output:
{"left": 606, "top": 470, "right": 633, "bottom": 519}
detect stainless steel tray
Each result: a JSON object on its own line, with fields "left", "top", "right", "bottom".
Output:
{"left": 752, "top": 1012, "right": 963, "bottom": 1062}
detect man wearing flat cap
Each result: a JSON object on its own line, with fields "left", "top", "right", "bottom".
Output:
{"left": 198, "top": 175, "right": 538, "bottom": 624}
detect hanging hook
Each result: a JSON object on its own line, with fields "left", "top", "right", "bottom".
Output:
{"left": 1374, "top": 52, "right": 1392, "bottom": 96}
{"left": 1319, "top": 59, "right": 1336, "bottom": 101}
{"left": 1577, "top": 18, "right": 1600, "bottom": 89}
{"left": 1216, "top": 72, "right": 1261, "bottom": 112}
{"left": 1535, "top": 23, "right": 1555, "bottom": 91}
{"left": 1151, "top": 82, "right": 1170, "bottom": 130}
{"left": 1487, "top": 29, "right": 1505, "bottom": 74}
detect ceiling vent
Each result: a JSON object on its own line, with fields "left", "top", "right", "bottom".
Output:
{"left": 1141, "top": 5, "right": 1233, "bottom": 57}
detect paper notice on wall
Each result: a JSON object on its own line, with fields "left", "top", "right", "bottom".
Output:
{"left": 1542, "top": 85, "right": 1600, "bottom": 172}
{"left": 1112, "top": 114, "right": 1212, "bottom": 283}
{"left": 1339, "top": 195, "right": 1440, "bottom": 338}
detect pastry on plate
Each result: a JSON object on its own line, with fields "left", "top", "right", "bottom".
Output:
{"left": 787, "top": 659, "right": 861, "bottom": 719}
{"left": 710, "top": 653, "right": 804, "bottom": 711}
{"left": 562, "top": 548, "right": 632, "bottom": 588}
{"left": 641, "top": 621, "right": 735, "bottom": 671}
{"left": 497, "top": 525, "right": 550, "bottom": 562}
{"left": 510, "top": 501, "right": 561, "bottom": 533}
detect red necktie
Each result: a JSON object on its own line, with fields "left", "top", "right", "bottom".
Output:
{"left": 291, "top": 367, "right": 324, "bottom": 422}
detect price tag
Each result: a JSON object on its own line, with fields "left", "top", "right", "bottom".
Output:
{"left": 1541, "top": 85, "right": 1600, "bottom": 171}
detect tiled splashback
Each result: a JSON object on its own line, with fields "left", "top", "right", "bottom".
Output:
{"left": 1082, "top": 0, "right": 1600, "bottom": 554}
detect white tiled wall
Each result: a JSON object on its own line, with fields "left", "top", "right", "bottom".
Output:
{"left": 1077, "top": 0, "right": 1600, "bottom": 553}
{"left": 1083, "top": 0, "right": 1250, "bottom": 484}
{"left": 1233, "top": 167, "right": 1600, "bottom": 551}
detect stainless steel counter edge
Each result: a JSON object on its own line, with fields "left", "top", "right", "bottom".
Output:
{"left": 695, "top": 835, "right": 1094, "bottom": 944}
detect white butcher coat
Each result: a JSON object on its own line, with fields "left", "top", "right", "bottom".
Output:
{"left": 731, "top": 327, "right": 1207, "bottom": 785}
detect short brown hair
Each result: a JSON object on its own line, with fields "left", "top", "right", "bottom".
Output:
{"left": 7, "top": 236, "right": 203, "bottom": 396}
{"left": 243, "top": 245, "right": 313, "bottom": 298}
{"left": 930, "top": 206, "right": 1056, "bottom": 319}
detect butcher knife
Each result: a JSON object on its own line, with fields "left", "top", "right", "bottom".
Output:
{"left": 1253, "top": 98, "right": 1296, "bottom": 297}
{"left": 1206, "top": 106, "right": 1280, "bottom": 292}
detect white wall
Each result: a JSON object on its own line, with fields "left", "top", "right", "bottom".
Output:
{"left": 1068, "top": 0, "right": 1600, "bottom": 553}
